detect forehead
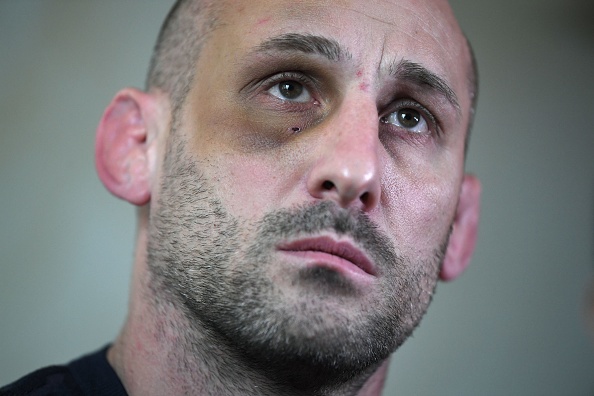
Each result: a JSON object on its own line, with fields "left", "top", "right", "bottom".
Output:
{"left": 211, "top": 0, "right": 469, "bottom": 95}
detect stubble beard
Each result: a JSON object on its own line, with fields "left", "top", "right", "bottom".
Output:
{"left": 147, "top": 138, "right": 447, "bottom": 392}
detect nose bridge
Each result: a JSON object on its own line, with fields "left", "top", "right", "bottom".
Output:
{"left": 336, "top": 96, "right": 378, "bottom": 152}
{"left": 306, "top": 93, "right": 381, "bottom": 211}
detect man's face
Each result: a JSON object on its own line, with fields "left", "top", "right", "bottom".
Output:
{"left": 148, "top": 0, "right": 472, "bottom": 385}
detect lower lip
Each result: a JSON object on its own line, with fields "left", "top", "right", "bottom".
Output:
{"left": 279, "top": 250, "right": 375, "bottom": 283}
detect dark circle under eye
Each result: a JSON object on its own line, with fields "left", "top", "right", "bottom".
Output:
{"left": 279, "top": 81, "right": 303, "bottom": 100}
{"left": 398, "top": 108, "right": 421, "bottom": 128}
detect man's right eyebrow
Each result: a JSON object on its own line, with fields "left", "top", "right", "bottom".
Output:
{"left": 254, "top": 33, "right": 352, "bottom": 62}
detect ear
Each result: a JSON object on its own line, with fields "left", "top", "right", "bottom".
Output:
{"left": 440, "top": 174, "right": 482, "bottom": 281}
{"left": 95, "top": 88, "right": 163, "bottom": 206}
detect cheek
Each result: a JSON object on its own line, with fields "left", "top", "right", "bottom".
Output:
{"left": 203, "top": 151, "right": 302, "bottom": 221}
{"left": 381, "top": 158, "right": 460, "bottom": 255}
{"left": 185, "top": 101, "right": 314, "bottom": 220}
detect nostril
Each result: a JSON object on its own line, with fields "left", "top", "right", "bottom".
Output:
{"left": 322, "top": 180, "right": 334, "bottom": 191}
{"left": 360, "top": 191, "right": 369, "bottom": 204}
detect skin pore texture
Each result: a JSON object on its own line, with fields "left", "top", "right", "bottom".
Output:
{"left": 98, "top": 0, "right": 481, "bottom": 395}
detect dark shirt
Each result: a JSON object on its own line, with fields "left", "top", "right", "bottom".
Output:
{"left": 0, "top": 346, "right": 127, "bottom": 396}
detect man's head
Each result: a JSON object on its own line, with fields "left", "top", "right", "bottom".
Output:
{"left": 95, "top": 0, "right": 481, "bottom": 393}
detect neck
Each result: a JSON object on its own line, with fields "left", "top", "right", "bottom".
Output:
{"left": 108, "top": 222, "right": 390, "bottom": 396}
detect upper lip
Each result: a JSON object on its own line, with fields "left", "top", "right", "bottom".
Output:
{"left": 278, "top": 236, "right": 377, "bottom": 276}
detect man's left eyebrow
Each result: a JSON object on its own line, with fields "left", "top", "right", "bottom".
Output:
{"left": 390, "top": 59, "right": 461, "bottom": 115}
{"left": 254, "top": 33, "right": 352, "bottom": 62}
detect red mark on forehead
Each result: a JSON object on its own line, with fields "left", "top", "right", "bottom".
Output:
{"left": 257, "top": 17, "right": 271, "bottom": 25}
{"left": 359, "top": 82, "right": 369, "bottom": 92}
{"left": 356, "top": 69, "right": 364, "bottom": 78}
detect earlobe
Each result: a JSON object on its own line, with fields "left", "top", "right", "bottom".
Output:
{"left": 440, "top": 174, "right": 481, "bottom": 281}
{"left": 95, "top": 88, "right": 161, "bottom": 206}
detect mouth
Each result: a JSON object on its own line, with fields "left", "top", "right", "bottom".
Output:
{"left": 278, "top": 236, "right": 377, "bottom": 278}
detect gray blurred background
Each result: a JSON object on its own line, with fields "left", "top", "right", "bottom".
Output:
{"left": 1, "top": 1, "right": 593, "bottom": 395}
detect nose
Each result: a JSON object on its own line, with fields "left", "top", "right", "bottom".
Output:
{"left": 306, "top": 97, "right": 381, "bottom": 212}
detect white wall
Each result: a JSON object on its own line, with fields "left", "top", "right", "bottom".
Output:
{"left": 0, "top": 0, "right": 172, "bottom": 383}
{"left": 1, "top": 1, "right": 593, "bottom": 394}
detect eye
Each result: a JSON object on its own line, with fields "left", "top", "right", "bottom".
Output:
{"left": 268, "top": 80, "right": 312, "bottom": 103}
{"left": 381, "top": 107, "right": 429, "bottom": 134}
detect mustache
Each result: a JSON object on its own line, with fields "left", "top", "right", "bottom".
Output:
{"left": 253, "top": 201, "right": 401, "bottom": 272}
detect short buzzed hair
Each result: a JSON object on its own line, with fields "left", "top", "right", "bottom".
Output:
{"left": 145, "top": 0, "right": 222, "bottom": 113}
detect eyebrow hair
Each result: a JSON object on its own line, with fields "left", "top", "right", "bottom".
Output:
{"left": 390, "top": 59, "right": 461, "bottom": 114}
{"left": 256, "top": 33, "right": 351, "bottom": 62}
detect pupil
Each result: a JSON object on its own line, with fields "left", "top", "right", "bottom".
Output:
{"left": 279, "top": 81, "right": 303, "bottom": 99}
{"left": 398, "top": 109, "right": 420, "bottom": 128}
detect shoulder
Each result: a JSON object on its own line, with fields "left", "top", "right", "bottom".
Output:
{"left": 0, "top": 346, "right": 127, "bottom": 396}
{"left": 0, "top": 365, "right": 83, "bottom": 396}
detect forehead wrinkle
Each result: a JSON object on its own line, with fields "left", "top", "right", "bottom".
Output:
{"left": 396, "top": 2, "right": 455, "bottom": 50}
{"left": 334, "top": 1, "right": 462, "bottom": 70}
{"left": 337, "top": 7, "right": 398, "bottom": 28}
{"left": 332, "top": 0, "right": 454, "bottom": 39}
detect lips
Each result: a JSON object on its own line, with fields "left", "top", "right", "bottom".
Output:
{"left": 278, "top": 236, "right": 377, "bottom": 277}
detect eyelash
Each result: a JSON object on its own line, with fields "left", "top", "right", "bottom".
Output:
{"left": 382, "top": 99, "right": 441, "bottom": 136}
{"left": 262, "top": 71, "right": 320, "bottom": 106}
